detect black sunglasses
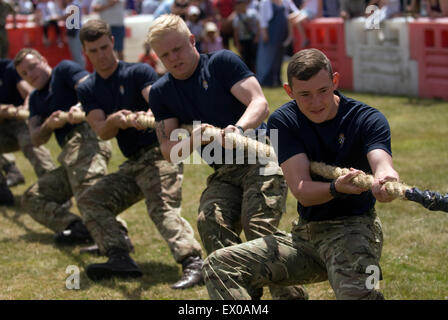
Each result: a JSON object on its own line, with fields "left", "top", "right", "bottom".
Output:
{"left": 175, "top": 2, "right": 189, "bottom": 8}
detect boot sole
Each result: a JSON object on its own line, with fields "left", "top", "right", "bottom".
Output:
{"left": 86, "top": 266, "right": 143, "bottom": 282}
{"left": 171, "top": 276, "right": 205, "bottom": 290}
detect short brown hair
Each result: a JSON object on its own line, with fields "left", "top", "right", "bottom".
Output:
{"left": 287, "top": 49, "right": 333, "bottom": 85}
{"left": 14, "top": 48, "right": 43, "bottom": 67}
{"left": 79, "top": 19, "right": 112, "bottom": 45}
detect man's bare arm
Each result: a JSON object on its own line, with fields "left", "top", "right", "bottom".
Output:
{"left": 230, "top": 76, "right": 269, "bottom": 130}
{"left": 86, "top": 109, "right": 131, "bottom": 140}
{"left": 16, "top": 80, "right": 34, "bottom": 111}
{"left": 367, "top": 149, "right": 400, "bottom": 203}
{"left": 281, "top": 153, "right": 368, "bottom": 207}
{"left": 29, "top": 115, "right": 53, "bottom": 147}
{"left": 156, "top": 118, "right": 182, "bottom": 161}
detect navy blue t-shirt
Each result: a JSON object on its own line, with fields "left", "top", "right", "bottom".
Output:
{"left": 267, "top": 91, "right": 392, "bottom": 221}
{"left": 77, "top": 61, "right": 159, "bottom": 158}
{"left": 150, "top": 50, "right": 253, "bottom": 127}
{"left": 149, "top": 50, "right": 259, "bottom": 164}
{"left": 0, "top": 59, "right": 24, "bottom": 106}
{"left": 29, "top": 60, "right": 89, "bottom": 148}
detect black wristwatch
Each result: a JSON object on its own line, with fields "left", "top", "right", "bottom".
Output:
{"left": 329, "top": 180, "right": 347, "bottom": 199}
{"left": 235, "top": 125, "right": 244, "bottom": 134}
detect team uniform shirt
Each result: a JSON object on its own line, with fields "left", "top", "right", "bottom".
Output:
{"left": 29, "top": 60, "right": 88, "bottom": 148}
{"left": 77, "top": 61, "right": 159, "bottom": 158}
{"left": 267, "top": 91, "right": 392, "bottom": 221}
{"left": 149, "top": 49, "right": 263, "bottom": 165}
{"left": 0, "top": 59, "right": 24, "bottom": 106}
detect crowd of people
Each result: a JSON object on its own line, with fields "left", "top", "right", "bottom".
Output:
{"left": 2, "top": 0, "right": 448, "bottom": 87}
{"left": 0, "top": 0, "right": 446, "bottom": 300}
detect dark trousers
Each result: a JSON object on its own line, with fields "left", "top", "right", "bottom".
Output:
{"left": 43, "top": 20, "right": 61, "bottom": 39}
{"left": 239, "top": 39, "right": 257, "bottom": 73}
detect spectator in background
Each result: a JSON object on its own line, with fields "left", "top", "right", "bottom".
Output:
{"left": 153, "top": 0, "right": 191, "bottom": 20}
{"left": 292, "top": 0, "right": 303, "bottom": 8}
{"left": 213, "top": 0, "right": 236, "bottom": 49}
{"left": 191, "top": 0, "right": 215, "bottom": 19}
{"left": 201, "top": 21, "right": 223, "bottom": 52}
{"left": 35, "top": 0, "right": 63, "bottom": 48}
{"left": 426, "top": 0, "right": 448, "bottom": 17}
{"left": 323, "top": 0, "right": 340, "bottom": 16}
{"left": 406, "top": 0, "right": 422, "bottom": 16}
{"left": 289, "top": 0, "right": 323, "bottom": 48}
{"left": 256, "top": 0, "right": 299, "bottom": 87}
{"left": 186, "top": 5, "right": 203, "bottom": 51}
{"left": 0, "top": 0, "right": 16, "bottom": 59}
{"left": 92, "top": 0, "right": 126, "bottom": 60}
{"left": 138, "top": 41, "right": 167, "bottom": 75}
{"left": 16, "top": 0, "right": 35, "bottom": 14}
{"left": 61, "top": 0, "right": 86, "bottom": 68}
{"left": 141, "top": 0, "right": 160, "bottom": 13}
{"left": 368, "top": 0, "right": 402, "bottom": 22}
{"left": 125, "top": 0, "right": 135, "bottom": 11}
{"left": 340, "top": 0, "right": 367, "bottom": 19}
{"left": 440, "top": 0, "right": 448, "bottom": 16}
{"left": 81, "top": 0, "right": 93, "bottom": 14}
{"left": 233, "top": 0, "right": 258, "bottom": 72}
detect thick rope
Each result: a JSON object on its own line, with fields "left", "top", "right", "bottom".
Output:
{"left": 1, "top": 106, "right": 428, "bottom": 199}
{"left": 7, "top": 108, "right": 274, "bottom": 157}
{"left": 180, "top": 124, "right": 274, "bottom": 158}
{"left": 5, "top": 107, "right": 86, "bottom": 122}
{"left": 309, "top": 161, "right": 411, "bottom": 199}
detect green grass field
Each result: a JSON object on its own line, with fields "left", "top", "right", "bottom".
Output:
{"left": 1, "top": 89, "right": 447, "bottom": 300}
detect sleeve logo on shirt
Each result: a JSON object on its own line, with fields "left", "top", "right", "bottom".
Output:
{"left": 202, "top": 80, "right": 208, "bottom": 90}
{"left": 120, "top": 85, "right": 125, "bottom": 95}
{"left": 338, "top": 133, "right": 345, "bottom": 145}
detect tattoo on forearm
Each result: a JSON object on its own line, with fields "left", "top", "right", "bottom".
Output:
{"left": 156, "top": 120, "right": 169, "bottom": 141}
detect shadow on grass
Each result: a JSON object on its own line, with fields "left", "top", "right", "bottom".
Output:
{"left": 0, "top": 198, "right": 60, "bottom": 245}
{"left": 0, "top": 197, "right": 52, "bottom": 243}
{"left": 90, "top": 260, "right": 181, "bottom": 299}
{"left": 1, "top": 202, "right": 183, "bottom": 296}
{"left": 0, "top": 202, "right": 97, "bottom": 290}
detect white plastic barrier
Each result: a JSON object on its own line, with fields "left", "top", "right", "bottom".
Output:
{"left": 124, "top": 14, "right": 154, "bottom": 62}
{"left": 345, "top": 17, "right": 419, "bottom": 96}
{"left": 83, "top": 14, "right": 153, "bottom": 62}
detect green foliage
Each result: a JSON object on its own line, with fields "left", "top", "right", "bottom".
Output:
{"left": 0, "top": 91, "right": 447, "bottom": 300}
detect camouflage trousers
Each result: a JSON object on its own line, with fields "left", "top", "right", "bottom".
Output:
{"left": 198, "top": 161, "right": 308, "bottom": 300}
{"left": 0, "top": 119, "right": 56, "bottom": 177}
{"left": 203, "top": 210, "right": 385, "bottom": 300}
{"left": 21, "top": 123, "right": 112, "bottom": 232}
{"left": 77, "top": 146, "right": 203, "bottom": 263}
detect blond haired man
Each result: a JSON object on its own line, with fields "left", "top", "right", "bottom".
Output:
{"left": 147, "top": 14, "right": 308, "bottom": 300}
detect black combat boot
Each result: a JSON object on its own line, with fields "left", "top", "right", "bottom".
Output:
{"left": 79, "top": 226, "right": 134, "bottom": 255}
{"left": 86, "top": 247, "right": 143, "bottom": 281}
{"left": 0, "top": 173, "right": 15, "bottom": 206}
{"left": 171, "top": 255, "right": 204, "bottom": 290}
{"left": 3, "top": 163, "right": 25, "bottom": 187}
{"left": 54, "top": 220, "right": 93, "bottom": 245}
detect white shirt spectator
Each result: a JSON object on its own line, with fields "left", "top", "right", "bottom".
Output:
{"left": 142, "top": 0, "right": 160, "bottom": 13}
{"left": 36, "top": 1, "right": 62, "bottom": 22}
{"left": 258, "top": 0, "right": 299, "bottom": 29}
{"left": 92, "top": 0, "right": 125, "bottom": 26}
